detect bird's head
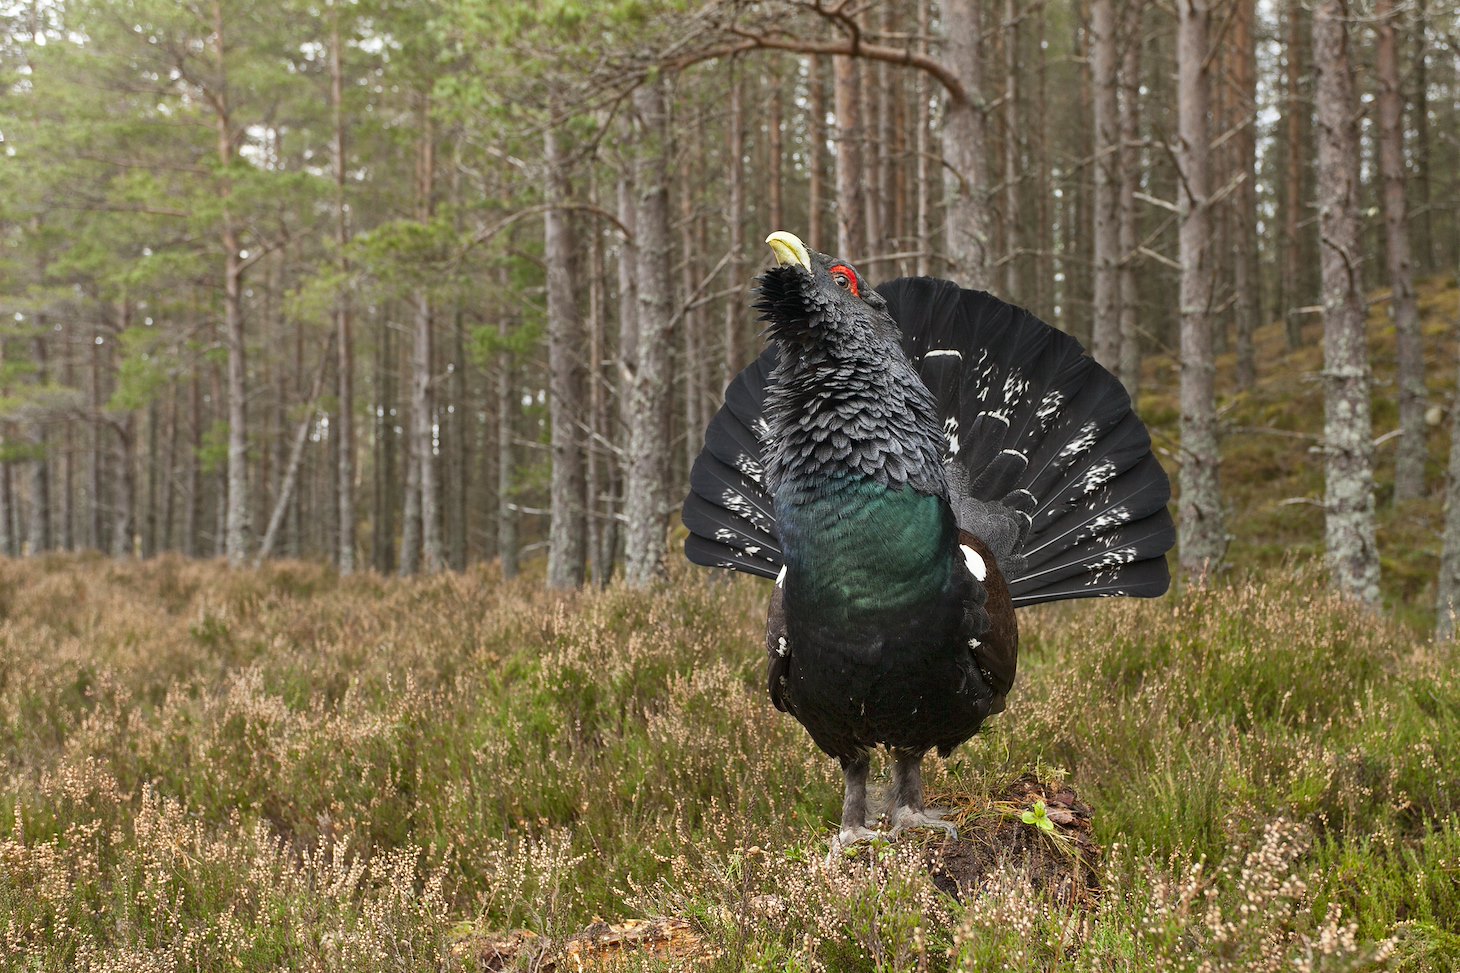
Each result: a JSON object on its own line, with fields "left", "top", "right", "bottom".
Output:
{"left": 754, "top": 230, "right": 894, "bottom": 352}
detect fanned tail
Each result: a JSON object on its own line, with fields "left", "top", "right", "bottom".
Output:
{"left": 681, "top": 276, "right": 1174, "bottom": 607}
{"left": 879, "top": 277, "right": 1173, "bottom": 607}
{"left": 683, "top": 352, "right": 782, "bottom": 580}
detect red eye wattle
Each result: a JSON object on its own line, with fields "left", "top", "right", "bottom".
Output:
{"left": 828, "top": 264, "right": 860, "bottom": 298}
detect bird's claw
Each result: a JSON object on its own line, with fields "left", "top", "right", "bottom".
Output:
{"left": 824, "top": 826, "right": 890, "bottom": 865}
{"left": 889, "top": 806, "right": 960, "bottom": 840}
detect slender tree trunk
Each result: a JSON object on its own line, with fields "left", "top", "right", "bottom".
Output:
{"left": 941, "top": 0, "right": 990, "bottom": 283}
{"left": 90, "top": 317, "right": 104, "bottom": 551}
{"left": 26, "top": 325, "right": 51, "bottom": 554}
{"left": 257, "top": 336, "right": 335, "bottom": 561}
{"left": 767, "top": 66, "right": 784, "bottom": 230}
{"left": 1232, "top": 0, "right": 1259, "bottom": 390}
{"left": 808, "top": 56, "right": 827, "bottom": 254}
{"left": 915, "top": 0, "right": 932, "bottom": 277}
{"left": 1376, "top": 0, "right": 1426, "bottom": 504}
{"left": 111, "top": 417, "right": 134, "bottom": 559}
{"left": 1437, "top": 259, "right": 1460, "bottom": 638}
{"left": 1116, "top": 1, "right": 1144, "bottom": 394}
{"left": 185, "top": 373, "right": 201, "bottom": 557}
{"left": 1001, "top": 0, "right": 1020, "bottom": 297}
{"left": 1090, "top": 0, "right": 1120, "bottom": 371}
{"left": 211, "top": 0, "right": 250, "bottom": 567}
{"left": 624, "top": 77, "right": 674, "bottom": 587}
{"left": 833, "top": 54, "right": 866, "bottom": 258}
{"left": 544, "top": 125, "right": 587, "bottom": 588}
{"left": 496, "top": 301, "right": 519, "bottom": 580}
{"left": 1176, "top": 0, "right": 1224, "bottom": 578}
{"left": 412, "top": 104, "right": 444, "bottom": 573}
{"left": 1313, "top": 0, "right": 1379, "bottom": 606}
{"left": 331, "top": 3, "right": 356, "bottom": 573}
{"left": 1282, "top": 0, "right": 1312, "bottom": 350}
{"left": 725, "top": 63, "right": 746, "bottom": 381}
{"left": 1409, "top": 0, "right": 1434, "bottom": 273}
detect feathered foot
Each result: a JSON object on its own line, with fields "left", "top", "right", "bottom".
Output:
{"left": 887, "top": 750, "right": 959, "bottom": 840}
{"left": 825, "top": 753, "right": 890, "bottom": 864}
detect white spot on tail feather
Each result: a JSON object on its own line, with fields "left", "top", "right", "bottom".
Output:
{"left": 960, "top": 544, "right": 987, "bottom": 582}
{"left": 775, "top": 565, "right": 787, "bottom": 587}
{"left": 776, "top": 636, "right": 789, "bottom": 657}
{"left": 924, "top": 349, "right": 963, "bottom": 360}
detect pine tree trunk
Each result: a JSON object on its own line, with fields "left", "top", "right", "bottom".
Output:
{"left": 111, "top": 416, "right": 134, "bottom": 559}
{"left": 833, "top": 54, "right": 866, "bottom": 258}
{"left": 1409, "top": 0, "right": 1435, "bottom": 273}
{"left": 26, "top": 326, "right": 51, "bottom": 554}
{"left": 808, "top": 56, "right": 827, "bottom": 254}
{"left": 624, "top": 77, "right": 674, "bottom": 588}
{"left": 1313, "top": 0, "right": 1379, "bottom": 606}
{"left": 1376, "top": 0, "right": 1426, "bottom": 504}
{"left": 724, "top": 64, "right": 746, "bottom": 382}
{"left": 1090, "top": 0, "right": 1120, "bottom": 372}
{"left": 915, "top": 0, "right": 932, "bottom": 277}
{"left": 1282, "top": 0, "right": 1312, "bottom": 350}
{"left": 1437, "top": 267, "right": 1460, "bottom": 638}
{"left": 331, "top": 5, "right": 356, "bottom": 573}
{"left": 544, "top": 125, "right": 587, "bottom": 588}
{"left": 1002, "top": 0, "right": 1020, "bottom": 298}
{"left": 941, "top": 0, "right": 990, "bottom": 284}
{"left": 1116, "top": 1, "right": 1144, "bottom": 395}
{"left": 1176, "top": 0, "right": 1224, "bottom": 578}
{"left": 211, "top": 1, "right": 250, "bottom": 567}
{"left": 1232, "top": 0, "right": 1259, "bottom": 390}
{"left": 496, "top": 292, "right": 519, "bottom": 580}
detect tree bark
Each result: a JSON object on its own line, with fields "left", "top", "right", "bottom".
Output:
{"left": 1175, "top": 0, "right": 1224, "bottom": 579}
{"left": 940, "top": 0, "right": 990, "bottom": 284}
{"left": 1281, "top": 0, "right": 1312, "bottom": 350}
{"left": 624, "top": 77, "right": 674, "bottom": 587}
{"left": 1313, "top": 0, "right": 1379, "bottom": 606}
{"left": 833, "top": 53, "right": 866, "bottom": 258}
{"left": 1116, "top": 0, "right": 1144, "bottom": 395}
{"left": 1232, "top": 0, "right": 1259, "bottom": 390}
{"left": 1376, "top": 0, "right": 1426, "bottom": 504}
{"left": 496, "top": 273, "right": 519, "bottom": 579}
{"left": 26, "top": 325, "right": 51, "bottom": 554}
{"left": 1090, "top": 0, "right": 1120, "bottom": 372}
{"left": 1437, "top": 263, "right": 1460, "bottom": 638}
{"left": 212, "top": 0, "right": 250, "bottom": 567}
{"left": 544, "top": 125, "right": 587, "bottom": 588}
{"left": 331, "top": 2, "right": 356, "bottom": 573}
{"left": 725, "top": 62, "right": 746, "bottom": 381}
{"left": 1001, "top": 0, "right": 1020, "bottom": 298}
{"left": 808, "top": 56, "right": 827, "bottom": 254}
{"left": 256, "top": 335, "right": 334, "bottom": 562}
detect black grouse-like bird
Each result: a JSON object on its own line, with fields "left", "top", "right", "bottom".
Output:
{"left": 682, "top": 231, "right": 1174, "bottom": 851}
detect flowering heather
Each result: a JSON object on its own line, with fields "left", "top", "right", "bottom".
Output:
{"left": 0, "top": 555, "right": 1453, "bottom": 970}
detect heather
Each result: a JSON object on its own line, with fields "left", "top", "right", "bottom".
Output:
{"left": 0, "top": 555, "right": 1454, "bottom": 970}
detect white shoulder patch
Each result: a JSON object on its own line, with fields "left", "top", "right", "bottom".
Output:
{"left": 775, "top": 564, "right": 787, "bottom": 588}
{"left": 960, "top": 544, "right": 987, "bottom": 582}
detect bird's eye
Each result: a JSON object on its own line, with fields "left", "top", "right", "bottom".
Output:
{"left": 828, "top": 264, "right": 860, "bottom": 297}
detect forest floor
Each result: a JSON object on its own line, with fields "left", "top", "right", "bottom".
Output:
{"left": 3, "top": 280, "right": 1459, "bottom": 971}
{"left": 0, "top": 555, "right": 1456, "bottom": 971}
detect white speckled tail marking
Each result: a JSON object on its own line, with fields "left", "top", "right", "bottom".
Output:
{"left": 960, "top": 544, "right": 987, "bottom": 582}
{"left": 775, "top": 564, "right": 787, "bottom": 587}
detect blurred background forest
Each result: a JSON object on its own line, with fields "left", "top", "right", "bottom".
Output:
{"left": 2, "top": 0, "right": 1458, "bottom": 619}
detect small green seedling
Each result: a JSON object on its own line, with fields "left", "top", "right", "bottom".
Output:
{"left": 1021, "top": 800, "right": 1056, "bottom": 834}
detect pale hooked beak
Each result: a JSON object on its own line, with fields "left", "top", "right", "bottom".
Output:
{"left": 765, "top": 230, "right": 811, "bottom": 272}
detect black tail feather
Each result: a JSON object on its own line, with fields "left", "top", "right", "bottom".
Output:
{"left": 682, "top": 275, "right": 1174, "bottom": 607}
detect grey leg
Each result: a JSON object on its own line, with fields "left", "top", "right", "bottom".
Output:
{"left": 826, "top": 752, "right": 886, "bottom": 862}
{"left": 887, "top": 750, "right": 958, "bottom": 839}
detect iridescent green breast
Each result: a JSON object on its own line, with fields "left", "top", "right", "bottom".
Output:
{"left": 776, "top": 476, "right": 956, "bottom": 627}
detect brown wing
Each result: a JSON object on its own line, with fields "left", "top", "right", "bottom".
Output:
{"left": 959, "top": 530, "right": 1019, "bottom": 699}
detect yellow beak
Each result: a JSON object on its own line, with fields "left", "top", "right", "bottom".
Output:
{"left": 765, "top": 231, "right": 811, "bottom": 272}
